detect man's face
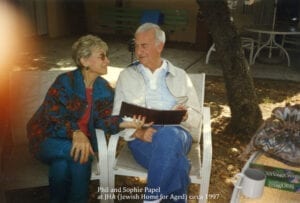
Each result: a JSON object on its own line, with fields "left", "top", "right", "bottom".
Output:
{"left": 134, "top": 29, "right": 163, "bottom": 69}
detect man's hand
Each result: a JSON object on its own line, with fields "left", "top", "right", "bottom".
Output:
{"left": 133, "top": 127, "right": 157, "bottom": 142}
{"left": 71, "top": 130, "right": 94, "bottom": 164}
{"left": 174, "top": 104, "right": 188, "bottom": 122}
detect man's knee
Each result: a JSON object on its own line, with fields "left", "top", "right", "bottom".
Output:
{"left": 154, "top": 127, "right": 186, "bottom": 145}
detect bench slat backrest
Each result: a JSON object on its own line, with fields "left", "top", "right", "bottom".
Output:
{"left": 9, "top": 69, "right": 203, "bottom": 145}
{"left": 97, "top": 7, "right": 188, "bottom": 33}
{"left": 188, "top": 73, "right": 205, "bottom": 143}
{"left": 8, "top": 67, "right": 121, "bottom": 146}
{"left": 9, "top": 70, "right": 71, "bottom": 146}
{"left": 98, "top": 7, "right": 142, "bottom": 31}
{"left": 161, "top": 9, "right": 188, "bottom": 32}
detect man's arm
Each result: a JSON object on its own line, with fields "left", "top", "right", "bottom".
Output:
{"left": 112, "top": 70, "right": 139, "bottom": 141}
{"left": 112, "top": 73, "right": 125, "bottom": 116}
{"left": 132, "top": 127, "right": 157, "bottom": 143}
{"left": 181, "top": 74, "right": 202, "bottom": 129}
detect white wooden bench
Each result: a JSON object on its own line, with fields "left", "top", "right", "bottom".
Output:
{"left": 1, "top": 68, "right": 211, "bottom": 203}
{"left": 1, "top": 68, "right": 118, "bottom": 203}
{"left": 105, "top": 73, "right": 212, "bottom": 203}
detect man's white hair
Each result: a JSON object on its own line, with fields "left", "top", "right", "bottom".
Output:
{"left": 135, "top": 23, "right": 166, "bottom": 44}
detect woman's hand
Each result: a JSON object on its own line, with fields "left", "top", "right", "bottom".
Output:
{"left": 70, "top": 130, "right": 94, "bottom": 164}
{"left": 120, "top": 115, "right": 152, "bottom": 129}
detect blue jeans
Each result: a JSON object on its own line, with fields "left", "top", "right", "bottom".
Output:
{"left": 38, "top": 137, "right": 92, "bottom": 203}
{"left": 128, "top": 126, "right": 192, "bottom": 203}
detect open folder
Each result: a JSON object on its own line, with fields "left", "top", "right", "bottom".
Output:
{"left": 119, "top": 102, "right": 186, "bottom": 125}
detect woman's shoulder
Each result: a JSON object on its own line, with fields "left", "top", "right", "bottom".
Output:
{"left": 94, "top": 76, "right": 114, "bottom": 95}
{"left": 96, "top": 76, "right": 111, "bottom": 86}
{"left": 52, "top": 69, "right": 80, "bottom": 85}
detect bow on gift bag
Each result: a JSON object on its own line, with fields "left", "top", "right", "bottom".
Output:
{"left": 243, "top": 104, "right": 300, "bottom": 166}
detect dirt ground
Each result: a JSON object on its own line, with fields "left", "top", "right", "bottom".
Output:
{"left": 203, "top": 76, "right": 300, "bottom": 202}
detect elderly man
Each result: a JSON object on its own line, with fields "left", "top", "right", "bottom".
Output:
{"left": 112, "top": 23, "right": 201, "bottom": 203}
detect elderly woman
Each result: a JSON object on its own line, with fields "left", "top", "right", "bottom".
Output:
{"left": 27, "top": 35, "right": 142, "bottom": 203}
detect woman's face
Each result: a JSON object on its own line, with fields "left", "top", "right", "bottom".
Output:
{"left": 83, "top": 47, "right": 110, "bottom": 75}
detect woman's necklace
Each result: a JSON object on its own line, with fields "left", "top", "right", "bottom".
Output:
{"left": 83, "top": 70, "right": 96, "bottom": 88}
{"left": 84, "top": 79, "right": 94, "bottom": 88}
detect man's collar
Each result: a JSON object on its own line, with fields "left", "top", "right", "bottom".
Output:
{"left": 130, "top": 59, "right": 177, "bottom": 76}
{"left": 164, "top": 60, "right": 176, "bottom": 76}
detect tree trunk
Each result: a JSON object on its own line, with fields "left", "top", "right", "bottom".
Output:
{"left": 197, "top": 0, "right": 263, "bottom": 135}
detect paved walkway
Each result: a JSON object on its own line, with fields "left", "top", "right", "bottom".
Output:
{"left": 14, "top": 36, "right": 300, "bottom": 82}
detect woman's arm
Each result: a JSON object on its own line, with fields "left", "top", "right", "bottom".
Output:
{"left": 43, "top": 77, "right": 84, "bottom": 139}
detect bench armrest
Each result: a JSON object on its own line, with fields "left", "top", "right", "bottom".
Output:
{"left": 107, "top": 132, "right": 122, "bottom": 168}
{"left": 200, "top": 107, "right": 212, "bottom": 198}
{"left": 94, "top": 129, "right": 109, "bottom": 186}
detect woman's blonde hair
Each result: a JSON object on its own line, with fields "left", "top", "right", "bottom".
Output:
{"left": 72, "top": 35, "right": 108, "bottom": 68}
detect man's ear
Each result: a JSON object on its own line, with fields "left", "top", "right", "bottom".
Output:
{"left": 157, "top": 42, "right": 164, "bottom": 53}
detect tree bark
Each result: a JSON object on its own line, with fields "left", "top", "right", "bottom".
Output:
{"left": 197, "top": 0, "right": 263, "bottom": 135}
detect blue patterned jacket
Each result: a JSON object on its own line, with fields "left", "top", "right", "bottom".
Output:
{"left": 27, "top": 69, "right": 121, "bottom": 157}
